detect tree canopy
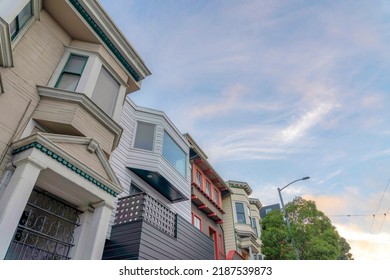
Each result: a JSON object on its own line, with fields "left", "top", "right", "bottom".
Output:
{"left": 260, "top": 196, "right": 353, "bottom": 260}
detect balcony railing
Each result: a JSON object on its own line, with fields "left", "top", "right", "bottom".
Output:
{"left": 114, "top": 193, "right": 177, "bottom": 237}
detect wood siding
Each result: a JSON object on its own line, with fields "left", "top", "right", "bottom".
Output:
{"left": 0, "top": 10, "right": 71, "bottom": 176}
{"left": 103, "top": 215, "right": 214, "bottom": 260}
{"left": 222, "top": 195, "right": 237, "bottom": 253}
{"left": 32, "top": 98, "right": 116, "bottom": 154}
{"left": 107, "top": 100, "right": 191, "bottom": 238}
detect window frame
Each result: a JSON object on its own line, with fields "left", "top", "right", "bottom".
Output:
{"left": 91, "top": 65, "right": 120, "bottom": 116}
{"left": 162, "top": 130, "right": 187, "bottom": 178}
{"left": 48, "top": 47, "right": 128, "bottom": 124}
{"left": 205, "top": 180, "right": 211, "bottom": 197}
{"left": 251, "top": 217, "right": 259, "bottom": 237}
{"left": 213, "top": 187, "right": 220, "bottom": 206}
{"left": 55, "top": 54, "right": 89, "bottom": 92}
{"left": 192, "top": 213, "right": 202, "bottom": 231}
{"left": 196, "top": 169, "right": 203, "bottom": 188}
{"left": 10, "top": 1, "right": 33, "bottom": 41}
{"left": 0, "top": 0, "right": 40, "bottom": 67}
{"left": 235, "top": 202, "right": 246, "bottom": 224}
{"left": 133, "top": 121, "right": 156, "bottom": 151}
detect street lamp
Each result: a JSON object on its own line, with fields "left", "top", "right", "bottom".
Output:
{"left": 277, "top": 176, "right": 310, "bottom": 260}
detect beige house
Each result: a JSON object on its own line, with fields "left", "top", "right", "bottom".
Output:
{"left": 0, "top": 0, "right": 150, "bottom": 260}
{"left": 222, "top": 180, "right": 263, "bottom": 260}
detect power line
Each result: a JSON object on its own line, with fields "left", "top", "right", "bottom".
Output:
{"left": 328, "top": 212, "right": 389, "bottom": 218}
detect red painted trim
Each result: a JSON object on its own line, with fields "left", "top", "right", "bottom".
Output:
{"left": 204, "top": 169, "right": 213, "bottom": 174}
{"left": 218, "top": 233, "right": 225, "bottom": 256}
{"left": 207, "top": 212, "right": 216, "bottom": 217}
{"left": 191, "top": 194, "right": 198, "bottom": 200}
{"left": 198, "top": 204, "right": 207, "bottom": 210}
{"left": 209, "top": 226, "right": 219, "bottom": 260}
{"left": 192, "top": 212, "right": 203, "bottom": 231}
{"left": 226, "top": 250, "right": 245, "bottom": 260}
{"left": 194, "top": 159, "right": 204, "bottom": 164}
{"left": 216, "top": 220, "right": 224, "bottom": 224}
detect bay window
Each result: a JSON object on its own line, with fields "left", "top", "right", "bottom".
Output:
{"left": 162, "top": 131, "right": 186, "bottom": 177}
{"left": 55, "top": 54, "right": 88, "bottom": 91}
{"left": 134, "top": 122, "right": 155, "bottom": 151}
{"left": 91, "top": 66, "right": 119, "bottom": 116}
{"left": 235, "top": 202, "right": 246, "bottom": 224}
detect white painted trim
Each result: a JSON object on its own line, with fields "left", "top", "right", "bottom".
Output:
{"left": 0, "top": 0, "right": 41, "bottom": 67}
{"left": 37, "top": 86, "right": 122, "bottom": 150}
{"left": 37, "top": 132, "right": 122, "bottom": 187}
{"left": 77, "top": 0, "right": 151, "bottom": 79}
{"left": 12, "top": 132, "right": 123, "bottom": 194}
{"left": 0, "top": 17, "right": 13, "bottom": 67}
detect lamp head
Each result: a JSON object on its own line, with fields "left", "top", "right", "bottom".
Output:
{"left": 302, "top": 176, "right": 310, "bottom": 180}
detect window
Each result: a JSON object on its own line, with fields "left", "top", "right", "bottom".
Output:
{"left": 129, "top": 184, "right": 143, "bottom": 195}
{"left": 205, "top": 180, "right": 211, "bottom": 196}
{"left": 196, "top": 170, "right": 203, "bottom": 187}
{"left": 162, "top": 131, "right": 186, "bottom": 177}
{"left": 192, "top": 214, "right": 202, "bottom": 231}
{"left": 213, "top": 188, "right": 220, "bottom": 205}
{"left": 91, "top": 67, "right": 119, "bottom": 116}
{"left": 235, "top": 202, "right": 246, "bottom": 224}
{"left": 247, "top": 206, "right": 251, "bottom": 222}
{"left": 55, "top": 54, "right": 88, "bottom": 91}
{"left": 218, "top": 233, "right": 224, "bottom": 255}
{"left": 10, "top": 1, "right": 32, "bottom": 41}
{"left": 251, "top": 217, "right": 259, "bottom": 237}
{"left": 134, "top": 122, "right": 155, "bottom": 151}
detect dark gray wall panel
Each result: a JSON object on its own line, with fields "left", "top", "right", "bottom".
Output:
{"left": 103, "top": 215, "right": 214, "bottom": 260}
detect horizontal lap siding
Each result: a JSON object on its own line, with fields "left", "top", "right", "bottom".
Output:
{"left": 0, "top": 10, "right": 71, "bottom": 176}
{"left": 102, "top": 220, "right": 142, "bottom": 260}
{"left": 103, "top": 215, "right": 214, "bottom": 260}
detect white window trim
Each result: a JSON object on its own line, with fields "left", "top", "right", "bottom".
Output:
{"left": 132, "top": 121, "right": 156, "bottom": 152}
{"left": 48, "top": 47, "right": 127, "bottom": 123}
{"left": 0, "top": 0, "right": 40, "bottom": 67}
{"left": 235, "top": 202, "right": 247, "bottom": 224}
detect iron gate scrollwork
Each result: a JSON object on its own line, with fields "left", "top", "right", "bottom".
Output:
{"left": 5, "top": 189, "right": 82, "bottom": 260}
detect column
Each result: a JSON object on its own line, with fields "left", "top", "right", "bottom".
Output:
{"left": 248, "top": 245, "right": 254, "bottom": 260}
{"left": 76, "top": 201, "right": 114, "bottom": 260}
{"left": 0, "top": 156, "right": 46, "bottom": 259}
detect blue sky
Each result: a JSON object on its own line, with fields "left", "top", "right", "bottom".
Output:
{"left": 100, "top": 0, "right": 390, "bottom": 259}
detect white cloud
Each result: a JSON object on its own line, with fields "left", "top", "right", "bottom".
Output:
{"left": 279, "top": 102, "right": 337, "bottom": 143}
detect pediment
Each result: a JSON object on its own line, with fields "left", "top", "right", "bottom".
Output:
{"left": 41, "top": 133, "right": 121, "bottom": 187}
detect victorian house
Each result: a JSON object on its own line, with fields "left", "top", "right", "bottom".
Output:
{"left": 222, "top": 181, "right": 263, "bottom": 260}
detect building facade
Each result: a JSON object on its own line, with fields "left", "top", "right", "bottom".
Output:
{"left": 0, "top": 0, "right": 150, "bottom": 260}
{"left": 185, "top": 134, "right": 230, "bottom": 260}
{"left": 222, "top": 181, "right": 263, "bottom": 260}
{"left": 102, "top": 100, "right": 214, "bottom": 260}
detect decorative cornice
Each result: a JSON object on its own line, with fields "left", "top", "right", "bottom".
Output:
{"left": 249, "top": 198, "right": 262, "bottom": 210}
{"left": 227, "top": 180, "right": 253, "bottom": 195}
{"left": 12, "top": 141, "right": 118, "bottom": 197}
{"left": 69, "top": 0, "right": 149, "bottom": 82}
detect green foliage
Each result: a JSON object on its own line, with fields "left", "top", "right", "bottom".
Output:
{"left": 260, "top": 196, "right": 353, "bottom": 260}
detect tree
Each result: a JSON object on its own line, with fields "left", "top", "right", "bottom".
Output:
{"left": 260, "top": 196, "right": 353, "bottom": 260}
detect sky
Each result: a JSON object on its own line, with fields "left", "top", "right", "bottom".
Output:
{"left": 100, "top": 0, "right": 390, "bottom": 260}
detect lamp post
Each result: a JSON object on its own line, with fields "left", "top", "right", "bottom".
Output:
{"left": 277, "top": 176, "right": 310, "bottom": 260}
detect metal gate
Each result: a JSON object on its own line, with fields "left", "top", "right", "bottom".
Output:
{"left": 5, "top": 189, "right": 81, "bottom": 260}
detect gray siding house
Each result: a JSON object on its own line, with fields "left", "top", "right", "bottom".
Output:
{"left": 103, "top": 99, "right": 214, "bottom": 260}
